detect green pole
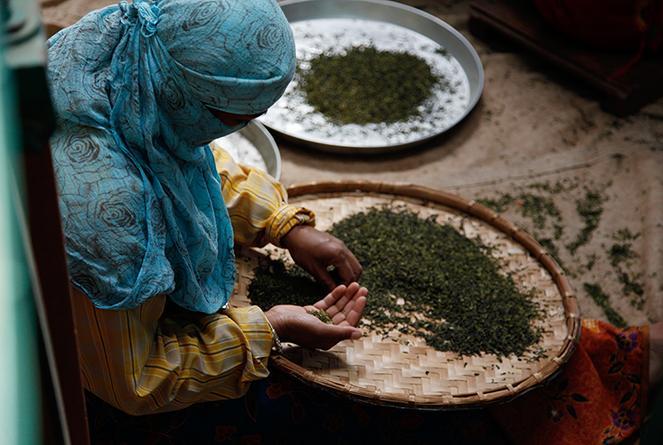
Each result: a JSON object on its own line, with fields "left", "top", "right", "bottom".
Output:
{"left": 0, "top": 28, "right": 43, "bottom": 445}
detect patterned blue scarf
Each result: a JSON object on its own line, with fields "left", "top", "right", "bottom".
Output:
{"left": 47, "top": 0, "right": 295, "bottom": 313}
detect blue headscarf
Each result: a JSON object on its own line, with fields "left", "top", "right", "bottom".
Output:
{"left": 47, "top": 0, "right": 296, "bottom": 313}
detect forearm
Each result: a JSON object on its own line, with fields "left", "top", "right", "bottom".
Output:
{"left": 71, "top": 288, "right": 273, "bottom": 415}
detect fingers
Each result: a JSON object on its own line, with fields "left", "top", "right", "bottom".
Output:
{"left": 332, "top": 255, "right": 363, "bottom": 286}
{"left": 315, "top": 283, "right": 353, "bottom": 313}
{"left": 343, "top": 290, "right": 366, "bottom": 327}
{"left": 310, "top": 266, "right": 337, "bottom": 292}
{"left": 311, "top": 256, "right": 362, "bottom": 292}
{"left": 310, "top": 324, "right": 362, "bottom": 350}
{"left": 314, "top": 283, "right": 347, "bottom": 311}
{"left": 315, "top": 282, "right": 367, "bottom": 327}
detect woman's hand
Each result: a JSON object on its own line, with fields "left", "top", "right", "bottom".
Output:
{"left": 265, "top": 282, "right": 367, "bottom": 351}
{"left": 281, "top": 224, "right": 362, "bottom": 292}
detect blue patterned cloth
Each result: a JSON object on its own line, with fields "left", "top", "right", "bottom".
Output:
{"left": 46, "top": 0, "right": 295, "bottom": 313}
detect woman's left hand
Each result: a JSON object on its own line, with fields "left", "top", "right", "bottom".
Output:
{"left": 265, "top": 282, "right": 367, "bottom": 350}
{"left": 281, "top": 224, "right": 362, "bottom": 291}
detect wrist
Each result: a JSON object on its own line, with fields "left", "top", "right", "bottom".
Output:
{"left": 264, "top": 315, "right": 283, "bottom": 355}
{"left": 268, "top": 206, "right": 315, "bottom": 247}
{"left": 281, "top": 223, "right": 306, "bottom": 249}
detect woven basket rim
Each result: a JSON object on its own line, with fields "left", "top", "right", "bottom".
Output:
{"left": 264, "top": 180, "right": 581, "bottom": 409}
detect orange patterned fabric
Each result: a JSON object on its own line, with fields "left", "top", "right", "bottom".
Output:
{"left": 490, "top": 319, "right": 648, "bottom": 445}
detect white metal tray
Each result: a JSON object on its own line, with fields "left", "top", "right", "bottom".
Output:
{"left": 260, "top": 0, "right": 484, "bottom": 154}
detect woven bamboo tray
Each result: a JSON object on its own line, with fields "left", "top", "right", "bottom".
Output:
{"left": 229, "top": 181, "right": 581, "bottom": 409}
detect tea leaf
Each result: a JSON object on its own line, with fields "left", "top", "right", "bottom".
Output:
{"left": 297, "top": 46, "right": 444, "bottom": 125}
{"left": 249, "top": 206, "right": 545, "bottom": 359}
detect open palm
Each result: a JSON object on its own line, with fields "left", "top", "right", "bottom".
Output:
{"left": 265, "top": 282, "right": 367, "bottom": 350}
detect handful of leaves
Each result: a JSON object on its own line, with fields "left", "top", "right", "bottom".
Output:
{"left": 307, "top": 309, "right": 333, "bottom": 324}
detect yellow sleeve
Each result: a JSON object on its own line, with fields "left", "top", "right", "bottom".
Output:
{"left": 72, "top": 287, "right": 273, "bottom": 415}
{"left": 210, "top": 141, "right": 315, "bottom": 247}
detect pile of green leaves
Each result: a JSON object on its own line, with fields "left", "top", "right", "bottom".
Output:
{"left": 248, "top": 259, "right": 322, "bottom": 310}
{"left": 297, "top": 46, "right": 443, "bottom": 125}
{"left": 248, "top": 206, "right": 544, "bottom": 358}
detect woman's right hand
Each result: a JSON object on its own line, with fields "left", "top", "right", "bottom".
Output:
{"left": 264, "top": 282, "right": 367, "bottom": 351}
{"left": 281, "top": 225, "right": 363, "bottom": 292}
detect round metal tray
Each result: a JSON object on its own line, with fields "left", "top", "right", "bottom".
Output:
{"left": 214, "top": 121, "right": 281, "bottom": 180}
{"left": 260, "top": 0, "right": 484, "bottom": 155}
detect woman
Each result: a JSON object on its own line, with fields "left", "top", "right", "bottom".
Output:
{"left": 47, "top": 0, "right": 366, "bottom": 415}
{"left": 47, "top": 1, "right": 662, "bottom": 442}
